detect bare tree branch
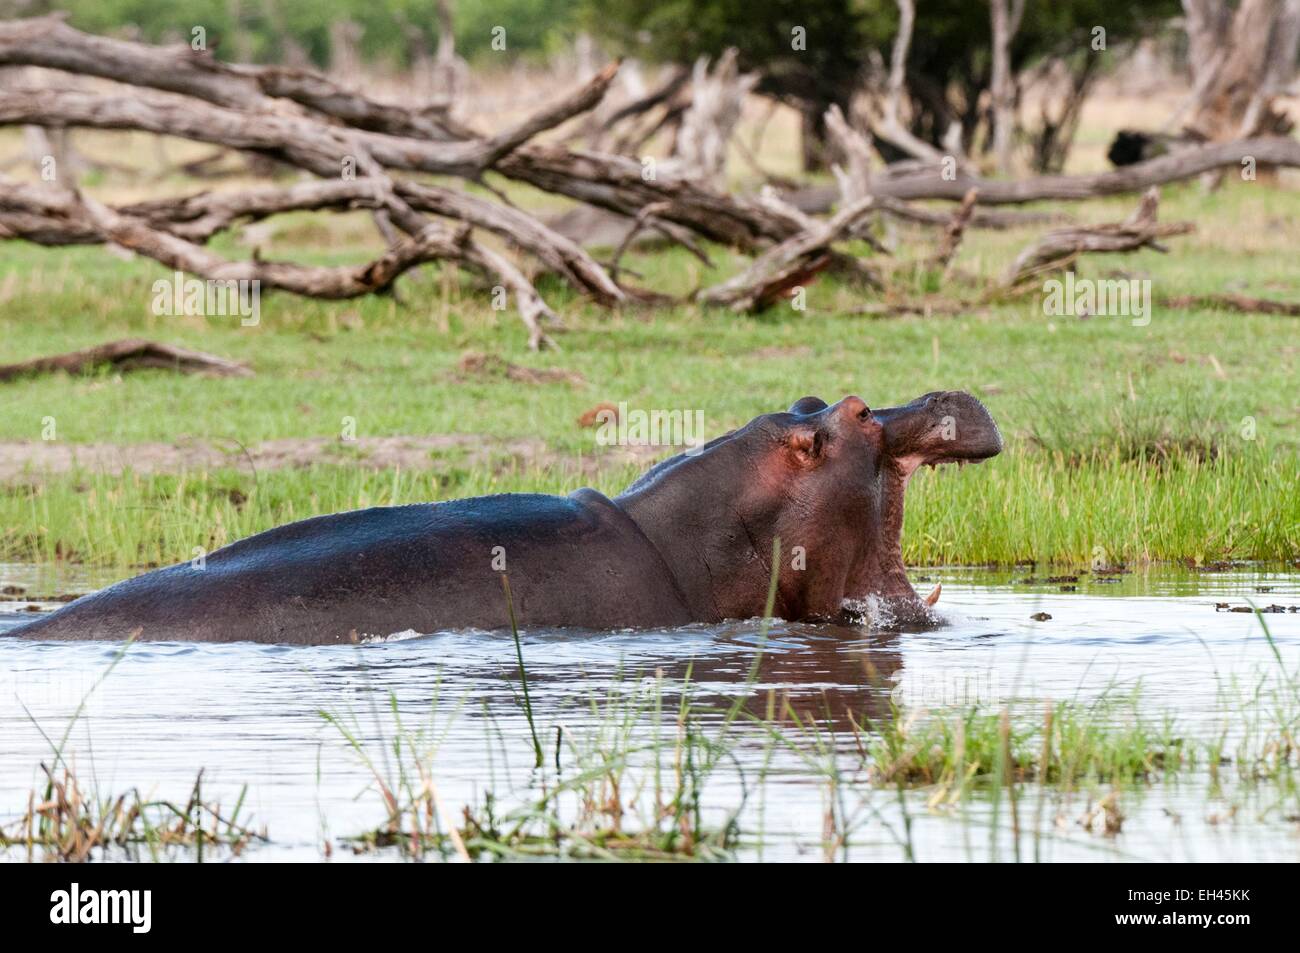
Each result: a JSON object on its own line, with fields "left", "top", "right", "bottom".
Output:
{"left": 108, "top": 180, "right": 627, "bottom": 304}
{"left": 0, "top": 14, "right": 463, "bottom": 140}
{"left": 864, "top": 137, "right": 1300, "bottom": 203}
{"left": 0, "top": 179, "right": 558, "bottom": 348}
{"left": 698, "top": 197, "right": 881, "bottom": 311}
{"left": 931, "top": 188, "right": 979, "bottom": 272}
{"left": 1003, "top": 187, "right": 1193, "bottom": 286}
{"left": 871, "top": 0, "right": 957, "bottom": 164}
{"left": 0, "top": 18, "right": 799, "bottom": 250}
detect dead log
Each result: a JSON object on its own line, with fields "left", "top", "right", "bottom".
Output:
{"left": 116, "top": 179, "right": 625, "bottom": 305}
{"left": 0, "top": 339, "right": 251, "bottom": 382}
{"left": 697, "top": 196, "right": 880, "bottom": 312}
{"left": 0, "top": 76, "right": 614, "bottom": 329}
{"left": 1162, "top": 293, "right": 1300, "bottom": 316}
{"left": 0, "top": 81, "right": 792, "bottom": 252}
{"left": 0, "top": 75, "right": 612, "bottom": 181}
{"left": 860, "top": 136, "right": 1300, "bottom": 203}
{"left": 821, "top": 106, "right": 1059, "bottom": 230}
{"left": 1003, "top": 188, "right": 1194, "bottom": 287}
{"left": 496, "top": 145, "right": 803, "bottom": 250}
{"left": 875, "top": 196, "right": 1067, "bottom": 230}
{"left": 0, "top": 14, "right": 467, "bottom": 142}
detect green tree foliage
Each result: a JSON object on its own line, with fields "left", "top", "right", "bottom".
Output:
{"left": 36, "top": 0, "right": 584, "bottom": 66}
{"left": 584, "top": 0, "right": 1178, "bottom": 167}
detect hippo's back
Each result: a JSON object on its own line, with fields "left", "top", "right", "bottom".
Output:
{"left": 8, "top": 489, "right": 691, "bottom": 644}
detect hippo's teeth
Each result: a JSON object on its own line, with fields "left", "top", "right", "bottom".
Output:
{"left": 924, "top": 583, "right": 941, "bottom": 606}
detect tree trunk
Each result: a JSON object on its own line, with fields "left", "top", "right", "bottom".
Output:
{"left": 989, "top": 0, "right": 1026, "bottom": 176}
{"left": 800, "top": 102, "right": 835, "bottom": 172}
{"left": 1184, "top": 0, "right": 1300, "bottom": 141}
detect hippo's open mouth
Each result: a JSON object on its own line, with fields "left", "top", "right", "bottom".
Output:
{"left": 871, "top": 391, "right": 1003, "bottom": 618}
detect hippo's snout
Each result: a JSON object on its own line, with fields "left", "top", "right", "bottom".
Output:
{"left": 928, "top": 391, "right": 1003, "bottom": 461}
{"left": 876, "top": 390, "right": 1002, "bottom": 466}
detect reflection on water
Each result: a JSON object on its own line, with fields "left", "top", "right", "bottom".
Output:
{"left": 1, "top": 564, "right": 1298, "bottom": 861}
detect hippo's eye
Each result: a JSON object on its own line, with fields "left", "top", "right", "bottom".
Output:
{"left": 858, "top": 406, "right": 872, "bottom": 421}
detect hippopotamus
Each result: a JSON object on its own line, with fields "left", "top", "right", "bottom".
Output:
{"left": 6, "top": 392, "right": 1001, "bottom": 645}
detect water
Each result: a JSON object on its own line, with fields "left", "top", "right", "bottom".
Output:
{"left": 2, "top": 564, "right": 1298, "bottom": 862}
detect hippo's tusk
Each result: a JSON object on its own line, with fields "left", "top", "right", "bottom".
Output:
{"left": 924, "top": 583, "right": 941, "bottom": 606}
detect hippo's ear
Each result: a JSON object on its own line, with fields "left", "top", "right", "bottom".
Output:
{"left": 788, "top": 396, "right": 828, "bottom": 415}
{"left": 783, "top": 427, "right": 825, "bottom": 467}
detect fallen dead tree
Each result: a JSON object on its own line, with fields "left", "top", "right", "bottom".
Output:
{"left": 1003, "top": 188, "right": 1193, "bottom": 287}
{"left": 0, "top": 17, "right": 801, "bottom": 251}
{"left": 0, "top": 85, "right": 554, "bottom": 183}
{"left": 863, "top": 137, "right": 1300, "bottom": 204}
{"left": 840, "top": 189, "right": 1196, "bottom": 318}
{"left": 0, "top": 339, "right": 251, "bottom": 382}
{"left": 0, "top": 77, "right": 589, "bottom": 344}
{"left": 697, "top": 197, "right": 881, "bottom": 312}
{"left": 1162, "top": 292, "right": 1300, "bottom": 316}
{"left": 1, "top": 15, "right": 500, "bottom": 143}
{"left": 41, "top": 178, "right": 625, "bottom": 306}
{"left": 0, "top": 79, "right": 805, "bottom": 251}
{"left": 0, "top": 178, "right": 560, "bottom": 349}
{"left": 816, "top": 105, "right": 1064, "bottom": 229}
{"left": 0, "top": 14, "right": 837, "bottom": 346}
